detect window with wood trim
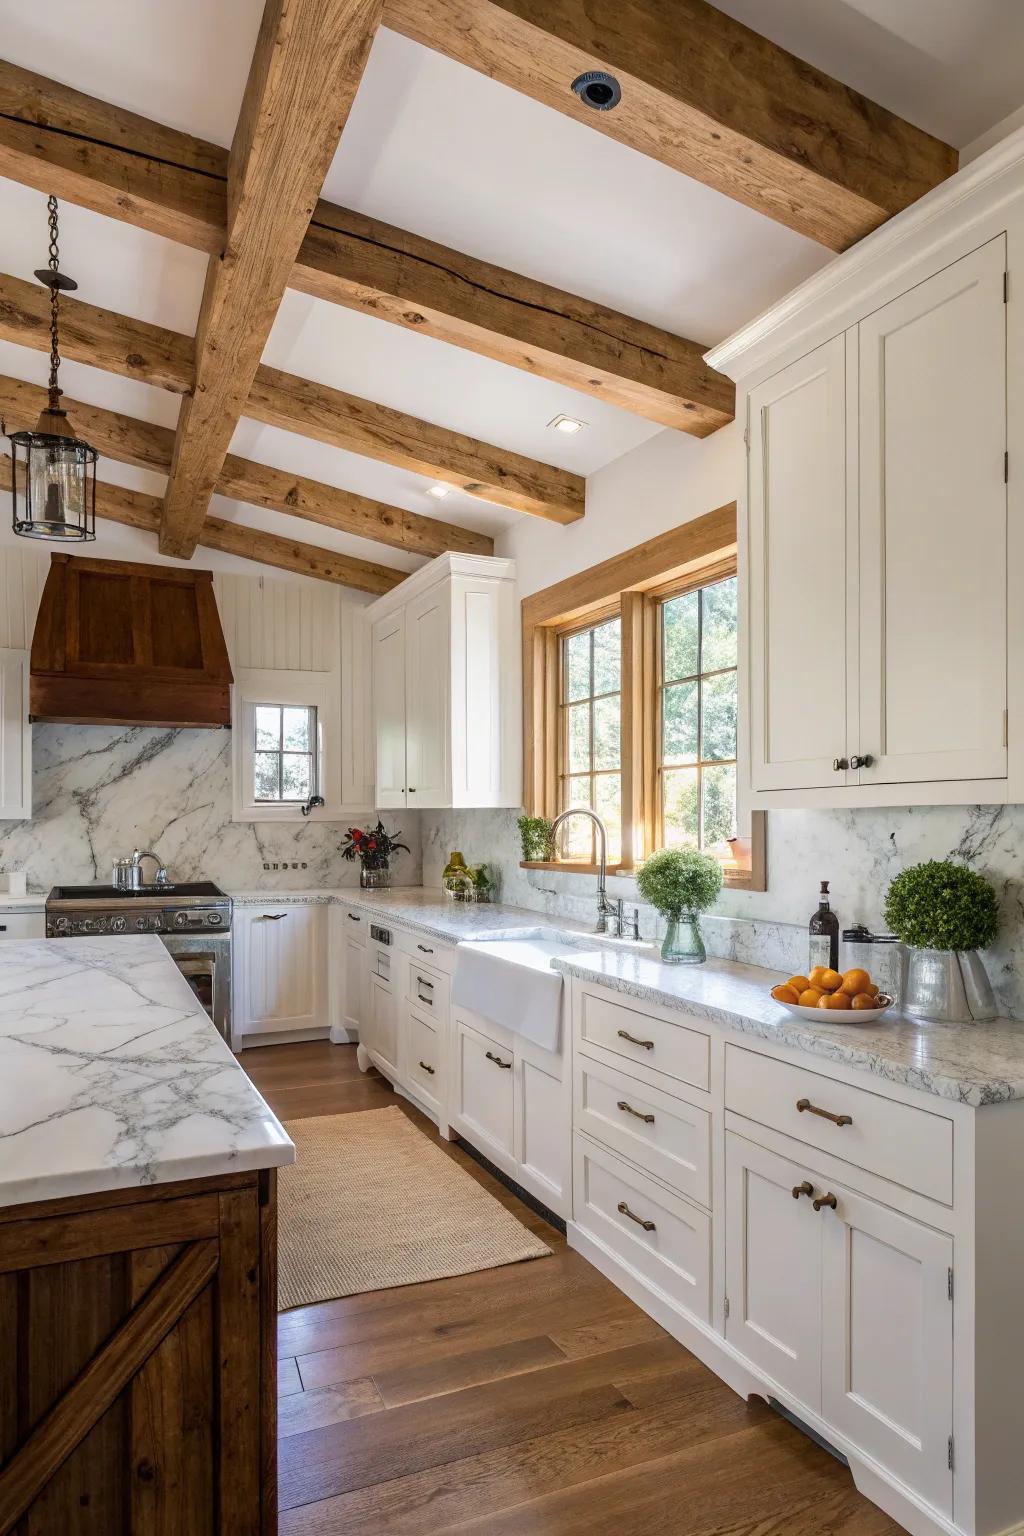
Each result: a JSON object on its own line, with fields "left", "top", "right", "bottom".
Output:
{"left": 521, "top": 504, "right": 765, "bottom": 890}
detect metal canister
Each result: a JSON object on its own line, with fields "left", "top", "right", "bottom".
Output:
{"left": 841, "top": 926, "right": 905, "bottom": 1006}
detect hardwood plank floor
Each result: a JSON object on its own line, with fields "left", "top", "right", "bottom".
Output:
{"left": 242, "top": 1040, "right": 901, "bottom": 1535}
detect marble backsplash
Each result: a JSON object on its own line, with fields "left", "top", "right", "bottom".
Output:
{"left": 420, "top": 804, "right": 1024, "bottom": 1020}
{"left": 0, "top": 725, "right": 421, "bottom": 893}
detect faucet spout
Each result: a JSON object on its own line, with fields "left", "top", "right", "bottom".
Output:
{"left": 550, "top": 808, "right": 616, "bottom": 933}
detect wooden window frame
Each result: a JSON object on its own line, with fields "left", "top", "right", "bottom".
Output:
{"left": 521, "top": 504, "right": 766, "bottom": 890}
{"left": 555, "top": 606, "right": 623, "bottom": 866}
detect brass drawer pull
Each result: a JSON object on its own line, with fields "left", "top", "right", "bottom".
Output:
{"left": 416, "top": 976, "right": 434, "bottom": 989}
{"left": 813, "top": 1192, "right": 838, "bottom": 1212}
{"left": 792, "top": 1181, "right": 814, "bottom": 1201}
{"left": 617, "top": 1100, "right": 655, "bottom": 1125}
{"left": 259, "top": 912, "right": 288, "bottom": 921}
{"left": 418, "top": 1060, "right": 435, "bottom": 1076}
{"left": 796, "top": 1097, "right": 852, "bottom": 1128}
{"left": 617, "top": 1028, "right": 654, "bottom": 1050}
{"left": 485, "top": 1050, "right": 512, "bottom": 1069}
{"left": 617, "top": 1200, "right": 656, "bottom": 1232}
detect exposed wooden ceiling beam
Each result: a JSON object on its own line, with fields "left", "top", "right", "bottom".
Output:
{"left": 0, "top": 58, "right": 731, "bottom": 433}
{"left": 0, "top": 453, "right": 403, "bottom": 592}
{"left": 383, "top": 0, "right": 957, "bottom": 253}
{"left": 159, "top": 0, "right": 386, "bottom": 558}
{"left": 0, "top": 373, "right": 490, "bottom": 558}
{"left": 0, "top": 270, "right": 583, "bottom": 522}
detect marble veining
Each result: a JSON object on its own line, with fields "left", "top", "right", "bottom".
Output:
{"left": 0, "top": 936, "right": 293, "bottom": 1209}
{"left": 553, "top": 949, "right": 1024, "bottom": 1107}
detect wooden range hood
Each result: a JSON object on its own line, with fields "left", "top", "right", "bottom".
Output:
{"left": 30, "top": 553, "right": 233, "bottom": 728}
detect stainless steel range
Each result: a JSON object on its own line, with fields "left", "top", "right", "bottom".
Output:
{"left": 46, "top": 880, "right": 233, "bottom": 1042}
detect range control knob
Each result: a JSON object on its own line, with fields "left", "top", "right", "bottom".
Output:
{"left": 135, "top": 916, "right": 147, "bottom": 931}
{"left": 55, "top": 915, "right": 69, "bottom": 931}
{"left": 111, "top": 916, "right": 127, "bottom": 934}
{"left": 206, "top": 912, "right": 222, "bottom": 927}
{"left": 174, "top": 911, "right": 189, "bottom": 928}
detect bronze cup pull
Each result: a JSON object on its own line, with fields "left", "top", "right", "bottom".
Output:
{"left": 617, "top": 1028, "right": 655, "bottom": 1050}
{"left": 418, "top": 1060, "right": 435, "bottom": 1075}
{"left": 485, "top": 1050, "right": 512, "bottom": 1069}
{"left": 617, "top": 1200, "right": 656, "bottom": 1232}
{"left": 796, "top": 1097, "right": 853, "bottom": 1128}
{"left": 813, "top": 1192, "right": 838, "bottom": 1212}
{"left": 792, "top": 1181, "right": 814, "bottom": 1200}
{"left": 617, "top": 1100, "right": 655, "bottom": 1125}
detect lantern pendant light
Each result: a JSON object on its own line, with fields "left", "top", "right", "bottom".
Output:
{"left": 5, "top": 196, "right": 97, "bottom": 541}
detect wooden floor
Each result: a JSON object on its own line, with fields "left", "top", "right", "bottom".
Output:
{"left": 243, "top": 1039, "right": 900, "bottom": 1536}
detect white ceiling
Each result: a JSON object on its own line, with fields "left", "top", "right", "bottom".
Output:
{"left": 0, "top": 0, "right": 1019, "bottom": 584}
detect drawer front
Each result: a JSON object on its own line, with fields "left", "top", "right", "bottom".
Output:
{"left": 575, "top": 1056, "right": 711, "bottom": 1209}
{"left": 578, "top": 988, "right": 710, "bottom": 1092}
{"left": 407, "top": 959, "right": 450, "bottom": 1018}
{"left": 395, "top": 928, "right": 456, "bottom": 973}
{"left": 573, "top": 1135, "right": 710, "bottom": 1323}
{"left": 0, "top": 912, "right": 45, "bottom": 940}
{"left": 342, "top": 907, "right": 367, "bottom": 943}
{"left": 725, "top": 1045, "right": 953, "bottom": 1205}
{"left": 407, "top": 1008, "right": 441, "bottom": 1106}
{"left": 456, "top": 1021, "right": 514, "bottom": 1159}
{"left": 369, "top": 943, "right": 393, "bottom": 984}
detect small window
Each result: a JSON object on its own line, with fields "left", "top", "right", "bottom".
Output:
{"left": 559, "top": 615, "right": 621, "bottom": 861}
{"left": 658, "top": 576, "right": 737, "bottom": 853}
{"left": 253, "top": 703, "right": 318, "bottom": 803}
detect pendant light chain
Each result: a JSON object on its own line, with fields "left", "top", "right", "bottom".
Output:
{"left": 46, "top": 195, "right": 62, "bottom": 409}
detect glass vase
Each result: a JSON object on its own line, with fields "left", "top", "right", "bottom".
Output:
{"left": 360, "top": 866, "right": 391, "bottom": 890}
{"left": 661, "top": 912, "right": 706, "bottom": 965}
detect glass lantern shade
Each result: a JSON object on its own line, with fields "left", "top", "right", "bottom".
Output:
{"left": 8, "top": 415, "right": 97, "bottom": 542}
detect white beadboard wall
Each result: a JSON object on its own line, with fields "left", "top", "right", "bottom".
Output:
{"left": 213, "top": 572, "right": 343, "bottom": 673}
{"left": 0, "top": 545, "right": 46, "bottom": 650}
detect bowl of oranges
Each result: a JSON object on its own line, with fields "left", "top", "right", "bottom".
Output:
{"left": 770, "top": 967, "right": 894, "bottom": 1023}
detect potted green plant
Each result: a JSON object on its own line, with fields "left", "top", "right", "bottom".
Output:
{"left": 517, "top": 814, "right": 556, "bottom": 863}
{"left": 636, "top": 848, "right": 723, "bottom": 964}
{"left": 884, "top": 860, "right": 998, "bottom": 1022}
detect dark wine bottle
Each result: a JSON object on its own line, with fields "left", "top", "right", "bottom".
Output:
{"left": 808, "top": 881, "right": 839, "bottom": 972}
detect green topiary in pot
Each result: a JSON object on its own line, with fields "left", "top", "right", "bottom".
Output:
{"left": 636, "top": 848, "right": 723, "bottom": 965}
{"left": 884, "top": 860, "right": 999, "bottom": 1023}
{"left": 517, "top": 814, "right": 556, "bottom": 863}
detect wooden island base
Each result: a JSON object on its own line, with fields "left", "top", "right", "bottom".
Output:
{"left": 0, "top": 1168, "right": 277, "bottom": 1535}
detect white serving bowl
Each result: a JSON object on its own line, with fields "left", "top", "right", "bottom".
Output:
{"left": 775, "top": 994, "right": 895, "bottom": 1024}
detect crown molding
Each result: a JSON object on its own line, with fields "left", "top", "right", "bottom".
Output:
{"left": 365, "top": 551, "right": 517, "bottom": 620}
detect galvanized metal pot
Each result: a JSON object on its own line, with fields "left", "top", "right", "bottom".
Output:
{"left": 902, "top": 947, "right": 997, "bottom": 1023}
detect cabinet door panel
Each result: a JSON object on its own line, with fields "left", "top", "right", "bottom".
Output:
{"left": 240, "top": 906, "right": 323, "bottom": 1036}
{"left": 344, "top": 935, "right": 365, "bottom": 1034}
{"left": 0, "top": 649, "right": 30, "bottom": 820}
{"left": 748, "top": 336, "right": 851, "bottom": 790}
{"left": 455, "top": 1020, "right": 515, "bottom": 1159}
{"left": 725, "top": 1132, "right": 822, "bottom": 1412}
{"left": 372, "top": 612, "right": 407, "bottom": 808}
{"left": 366, "top": 974, "right": 399, "bottom": 1076}
{"left": 821, "top": 1184, "right": 953, "bottom": 1517}
{"left": 519, "top": 1057, "right": 567, "bottom": 1207}
{"left": 405, "top": 587, "right": 450, "bottom": 807}
{"left": 858, "top": 237, "right": 1007, "bottom": 784}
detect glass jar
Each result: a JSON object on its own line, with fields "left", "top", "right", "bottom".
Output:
{"left": 841, "top": 926, "right": 904, "bottom": 1005}
{"left": 661, "top": 912, "right": 706, "bottom": 965}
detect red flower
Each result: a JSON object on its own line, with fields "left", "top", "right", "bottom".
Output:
{"left": 367, "top": 839, "right": 378, "bottom": 850}
{"left": 351, "top": 829, "right": 363, "bottom": 841}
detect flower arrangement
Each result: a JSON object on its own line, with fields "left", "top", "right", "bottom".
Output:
{"left": 339, "top": 819, "right": 409, "bottom": 873}
{"left": 517, "top": 814, "right": 556, "bottom": 862}
{"left": 636, "top": 848, "right": 724, "bottom": 917}
{"left": 884, "top": 860, "right": 999, "bottom": 952}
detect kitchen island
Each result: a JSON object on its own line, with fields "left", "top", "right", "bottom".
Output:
{"left": 0, "top": 936, "right": 293, "bottom": 1535}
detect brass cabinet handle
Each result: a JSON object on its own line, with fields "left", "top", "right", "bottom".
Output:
{"left": 259, "top": 912, "right": 288, "bottom": 921}
{"left": 485, "top": 1050, "right": 512, "bottom": 1069}
{"left": 418, "top": 1060, "right": 435, "bottom": 1075}
{"left": 792, "top": 1181, "right": 814, "bottom": 1201}
{"left": 796, "top": 1097, "right": 853, "bottom": 1128}
{"left": 617, "top": 1100, "right": 655, "bottom": 1125}
{"left": 347, "top": 913, "right": 361, "bottom": 922}
{"left": 813, "top": 1192, "right": 838, "bottom": 1212}
{"left": 416, "top": 976, "right": 434, "bottom": 989}
{"left": 617, "top": 1028, "right": 654, "bottom": 1050}
{"left": 617, "top": 1200, "right": 656, "bottom": 1232}
{"left": 417, "top": 943, "right": 433, "bottom": 953}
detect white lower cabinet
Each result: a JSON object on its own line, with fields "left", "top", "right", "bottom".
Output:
{"left": 0, "top": 910, "right": 45, "bottom": 940}
{"left": 234, "top": 903, "right": 327, "bottom": 1042}
{"left": 455, "top": 1018, "right": 515, "bottom": 1160}
{"left": 364, "top": 971, "right": 400, "bottom": 1079}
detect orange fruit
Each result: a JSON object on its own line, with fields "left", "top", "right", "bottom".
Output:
{"left": 808, "top": 966, "right": 830, "bottom": 989}
{"left": 771, "top": 984, "right": 800, "bottom": 1005}
{"left": 851, "top": 992, "right": 878, "bottom": 1010}
{"left": 821, "top": 992, "right": 850, "bottom": 1009}
{"left": 841, "top": 967, "right": 872, "bottom": 997}
{"left": 798, "top": 987, "right": 825, "bottom": 1008}
{"left": 866, "top": 982, "right": 880, "bottom": 997}
{"left": 819, "top": 968, "right": 843, "bottom": 993}
{"left": 787, "top": 976, "right": 811, "bottom": 995}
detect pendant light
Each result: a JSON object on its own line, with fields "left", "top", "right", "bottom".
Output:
{"left": 4, "top": 196, "right": 97, "bottom": 541}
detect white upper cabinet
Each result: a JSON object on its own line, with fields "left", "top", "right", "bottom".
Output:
{"left": 368, "top": 554, "right": 520, "bottom": 810}
{"left": 748, "top": 335, "right": 852, "bottom": 791}
{"left": 857, "top": 238, "right": 1007, "bottom": 787}
{"left": 0, "top": 649, "right": 31, "bottom": 821}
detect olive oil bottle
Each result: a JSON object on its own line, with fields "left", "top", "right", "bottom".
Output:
{"left": 809, "top": 880, "right": 839, "bottom": 972}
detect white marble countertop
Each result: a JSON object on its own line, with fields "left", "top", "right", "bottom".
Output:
{"left": 552, "top": 948, "right": 1024, "bottom": 1108}
{"left": 0, "top": 936, "right": 294, "bottom": 1210}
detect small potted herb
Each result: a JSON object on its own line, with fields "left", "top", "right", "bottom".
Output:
{"left": 636, "top": 848, "right": 723, "bottom": 964}
{"left": 517, "top": 814, "right": 556, "bottom": 863}
{"left": 339, "top": 819, "right": 410, "bottom": 890}
{"left": 884, "top": 860, "right": 998, "bottom": 1022}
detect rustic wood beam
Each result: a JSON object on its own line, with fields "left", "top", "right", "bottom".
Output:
{"left": 0, "top": 58, "right": 731, "bottom": 432}
{"left": 0, "top": 373, "right": 485, "bottom": 558}
{"left": 0, "top": 270, "right": 583, "bottom": 521}
{"left": 383, "top": 0, "right": 958, "bottom": 252}
{"left": 159, "top": 0, "right": 385, "bottom": 558}
{"left": 0, "top": 454, "right": 404, "bottom": 594}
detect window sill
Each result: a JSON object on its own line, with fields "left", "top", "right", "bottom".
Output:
{"left": 520, "top": 861, "right": 628, "bottom": 875}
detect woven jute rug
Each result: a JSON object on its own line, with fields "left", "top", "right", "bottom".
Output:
{"left": 278, "top": 1107, "right": 552, "bottom": 1310}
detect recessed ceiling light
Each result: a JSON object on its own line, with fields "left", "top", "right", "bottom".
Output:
{"left": 426, "top": 483, "right": 452, "bottom": 499}
{"left": 548, "top": 414, "right": 587, "bottom": 435}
